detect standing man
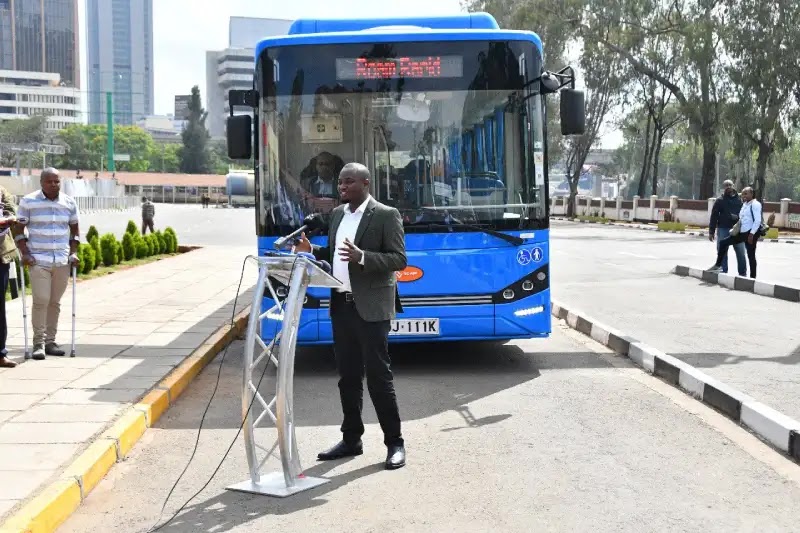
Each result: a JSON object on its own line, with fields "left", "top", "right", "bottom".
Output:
{"left": 295, "top": 162, "right": 408, "bottom": 470}
{"left": 708, "top": 187, "right": 762, "bottom": 278}
{"left": 13, "top": 168, "right": 80, "bottom": 360}
{"left": 141, "top": 196, "right": 155, "bottom": 234}
{"left": 709, "top": 179, "right": 746, "bottom": 276}
{"left": 0, "top": 185, "right": 18, "bottom": 368}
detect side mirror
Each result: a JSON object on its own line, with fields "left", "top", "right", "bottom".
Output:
{"left": 227, "top": 114, "right": 252, "bottom": 160}
{"left": 560, "top": 89, "right": 585, "bottom": 135}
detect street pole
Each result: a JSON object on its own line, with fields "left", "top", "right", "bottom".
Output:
{"left": 106, "top": 92, "right": 115, "bottom": 173}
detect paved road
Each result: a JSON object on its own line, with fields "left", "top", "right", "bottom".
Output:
{"left": 80, "top": 205, "right": 257, "bottom": 247}
{"left": 550, "top": 220, "right": 800, "bottom": 422}
{"left": 59, "top": 326, "right": 800, "bottom": 533}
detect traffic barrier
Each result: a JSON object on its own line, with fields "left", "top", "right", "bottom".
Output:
{"left": 671, "top": 265, "right": 800, "bottom": 303}
{"left": 551, "top": 300, "right": 800, "bottom": 463}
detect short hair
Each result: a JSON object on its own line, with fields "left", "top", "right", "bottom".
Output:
{"left": 722, "top": 179, "right": 734, "bottom": 188}
{"left": 340, "top": 162, "right": 370, "bottom": 181}
{"left": 40, "top": 167, "right": 59, "bottom": 180}
{"left": 741, "top": 186, "right": 754, "bottom": 195}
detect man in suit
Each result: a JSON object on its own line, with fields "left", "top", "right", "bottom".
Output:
{"left": 295, "top": 162, "right": 408, "bottom": 470}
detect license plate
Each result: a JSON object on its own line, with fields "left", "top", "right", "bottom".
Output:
{"left": 389, "top": 319, "right": 440, "bottom": 336}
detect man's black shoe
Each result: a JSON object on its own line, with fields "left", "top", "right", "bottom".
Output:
{"left": 385, "top": 444, "right": 405, "bottom": 470}
{"left": 317, "top": 440, "right": 363, "bottom": 461}
{"left": 45, "top": 343, "right": 65, "bottom": 356}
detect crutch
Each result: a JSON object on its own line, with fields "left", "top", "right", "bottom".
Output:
{"left": 17, "top": 252, "right": 30, "bottom": 360}
{"left": 70, "top": 264, "right": 76, "bottom": 357}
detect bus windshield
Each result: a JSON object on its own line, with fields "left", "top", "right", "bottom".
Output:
{"left": 256, "top": 39, "right": 547, "bottom": 236}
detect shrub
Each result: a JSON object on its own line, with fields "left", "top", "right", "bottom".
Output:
{"left": 86, "top": 225, "right": 99, "bottom": 243}
{"left": 90, "top": 236, "right": 102, "bottom": 269}
{"left": 114, "top": 241, "right": 123, "bottom": 264}
{"left": 164, "top": 227, "right": 178, "bottom": 253}
{"left": 765, "top": 228, "right": 779, "bottom": 240}
{"left": 657, "top": 221, "right": 686, "bottom": 232}
{"left": 99, "top": 233, "right": 118, "bottom": 267}
{"left": 147, "top": 234, "right": 157, "bottom": 256}
{"left": 126, "top": 220, "right": 138, "bottom": 235}
{"left": 154, "top": 231, "right": 166, "bottom": 254}
{"left": 122, "top": 232, "right": 136, "bottom": 261}
{"left": 78, "top": 243, "right": 95, "bottom": 275}
{"left": 135, "top": 235, "right": 149, "bottom": 259}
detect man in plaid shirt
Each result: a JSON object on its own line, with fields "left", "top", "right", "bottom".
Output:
{"left": 141, "top": 196, "right": 155, "bottom": 235}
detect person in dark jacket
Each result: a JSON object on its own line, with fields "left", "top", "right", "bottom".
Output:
{"left": 709, "top": 179, "right": 746, "bottom": 275}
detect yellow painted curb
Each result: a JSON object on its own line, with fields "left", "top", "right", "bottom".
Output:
{"left": 2, "top": 479, "right": 81, "bottom": 533}
{"left": 0, "top": 306, "right": 251, "bottom": 533}
{"left": 62, "top": 439, "right": 118, "bottom": 497}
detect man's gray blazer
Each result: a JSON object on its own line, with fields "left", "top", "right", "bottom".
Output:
{"left": 314, "top": 197, "right": 407, "bottom": 322}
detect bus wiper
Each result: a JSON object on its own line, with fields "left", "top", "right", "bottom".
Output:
{"left": 419, "top": 208, "right": 524, "bottom": 246}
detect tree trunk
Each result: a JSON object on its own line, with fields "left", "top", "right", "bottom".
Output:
{"left": 754, "top": 137, "right": 771, "bottom": 201}
{"left": 637, "top": 116, "right": 653, "bottom": 198}
{"left": 567, "top": 178, "right": 579, "bottom": 218}
{"left": 651, "top": 131, "right": 663, "bottom": 197}
{"left": 699, "top": 132, "right": 717, "bottom": 200}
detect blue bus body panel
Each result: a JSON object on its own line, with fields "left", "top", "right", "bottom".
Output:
{"left": 258, "top": 231, "right": 551, "bottom": 345}
{"left": 287, "top": 13, "right": 500, "bottom": 34}
{"left": 255, "top": 29, "right": 543, "bottom": 60}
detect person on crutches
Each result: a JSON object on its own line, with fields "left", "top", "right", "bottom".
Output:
{"left": 13, "top": 168, "right": 80, "bottom": 361}
{"left": 0, "top": 185, "right": 18, "bottom": 368}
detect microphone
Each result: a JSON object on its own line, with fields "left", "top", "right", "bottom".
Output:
{"left": 273, "top": 213, "right": 326, "bottom": 250}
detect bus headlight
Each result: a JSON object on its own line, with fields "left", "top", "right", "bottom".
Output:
{"left": 522, "top": 280, "right": 534, "bottom": 291}
{"left": 502, "top": 289, "right": 514, "bottom": 300}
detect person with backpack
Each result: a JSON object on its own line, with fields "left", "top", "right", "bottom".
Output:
{"left": 707, "top": 187, "right": 764, "bottom": 278}
{"left": 708, "top": 179, "right": 746, "bottom": 276}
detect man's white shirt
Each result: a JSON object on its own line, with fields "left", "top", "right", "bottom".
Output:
{"left": 332, "top": 195, "right": 371, "bottom": 292}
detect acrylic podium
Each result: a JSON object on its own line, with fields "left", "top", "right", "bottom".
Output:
{"left": 227, "top": 253, "right": 342, "bottom": 497}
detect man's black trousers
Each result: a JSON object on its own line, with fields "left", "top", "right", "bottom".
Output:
{"left": 330, "top": 291, "right": 403, "bottom": 447}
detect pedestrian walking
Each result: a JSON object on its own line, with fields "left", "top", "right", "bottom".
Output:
{"left": 0, "top": 185, "right": 18, "bottom": 368}
{"left": 707, "top": 187, "right": 762, "bottom": 278}
{"left": 141, "top": 196, "right": 155, "bottom": 234}
{"left": 295, "top": 162, "right": 408, "bottom": 470}
{"left": 709, "top": 179, "right": 746, "bottom": 276}
{"left": 13, "top": 168, "right": 80, "bottom": 360}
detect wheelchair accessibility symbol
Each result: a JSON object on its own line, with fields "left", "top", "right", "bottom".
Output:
{"left": 516, "top": 249, "right": 532, "bottom": 265}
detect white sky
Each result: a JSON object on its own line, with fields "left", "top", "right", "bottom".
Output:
{"left": 78, "top": 0, "right": 621, "bottom": 148}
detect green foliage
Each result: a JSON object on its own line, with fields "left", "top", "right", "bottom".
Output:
{"left": 163, "top": 227, "right": 178, "bottom": 253}
{"left": 148, "top": 143, "right": 182, "bottom": 173}
{"left": 180, "top": 86, "right": 211, "bottom": 174}
{"left": 121, "top": 232, "right": 136, "bottom": 261}
{"left": 99, "top": 233, "right": 119, "bottom": 267}
{"left": 765, "top": 228, "right": 779, "bottom": 240}
{"left": 135, "top": 237, "right": 149, "bottom": 259}
{"left": 576, "top": 215, "right": 610, "bottom": 224}
{"left": 78, "top": 243, "right": 95, "bottom": 275}
{"left": 90, "top": 237, "right": 102, "bottom": 269}
{"left": 126, "top": 220, "right": 138, "bottom": 235}
{"left": 114, "top": 241, "right": 123, "bottom": 264}
{"left": 145, "top": 234, "right": 156, "bottom": 256}
{"left": 658, "top": 221, "right": 687, "bottom": 232}
{"left": 85, "top": 225, "right": 99, "bottom": 243}
{"left": 0, "top": 117, "right": 48, "bottom": 167}
{"left": 153, "top": 230, "right": 166, "bottom": 254}
{"left": 56, "top": 124, "right": 156, "bottom": 172}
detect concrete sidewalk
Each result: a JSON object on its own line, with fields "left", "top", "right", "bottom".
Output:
{"left": 0, "top": 245, "right": 256, "bottom": 521}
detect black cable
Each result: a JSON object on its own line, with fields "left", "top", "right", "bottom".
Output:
{"left": 146, "top": 254, "right": 298, "bottom": 532}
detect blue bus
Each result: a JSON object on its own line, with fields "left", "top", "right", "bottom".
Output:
{"left": 226, "top": 12, "right": 585, "bottom": 345}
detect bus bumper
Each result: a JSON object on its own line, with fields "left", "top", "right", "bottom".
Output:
{"left": 259, "top": 290, "right": 551, "bottom": 345}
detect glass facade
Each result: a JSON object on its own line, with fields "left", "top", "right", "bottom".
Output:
{"left": 0, "top": 0, "right": 77, "bottom": 86}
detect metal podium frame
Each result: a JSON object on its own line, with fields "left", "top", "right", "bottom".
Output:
{"left": 227, "top": 254, "right": 343, "bottom": 497}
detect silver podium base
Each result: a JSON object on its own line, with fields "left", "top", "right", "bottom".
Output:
{"left": 227, "top": 472, "right": 330, "bottom": 497}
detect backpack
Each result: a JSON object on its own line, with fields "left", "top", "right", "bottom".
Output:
{"left": 750, "top": 203, "right": 769, "bottom": 238}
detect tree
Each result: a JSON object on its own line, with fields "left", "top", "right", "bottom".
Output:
{"left": 149, "top": 143, "right": 181, "bottom": 173}
{"left": 0, "top": 116, "right": 49, "bottom": 167}
{"left": 722, "top": 0, "right": 800, "bottom": 200}
{"left": 57, "top": 124, "right": 155, "bottom": 172}
{"left": 180, "top": 86, "right": 211, "bottom": 174}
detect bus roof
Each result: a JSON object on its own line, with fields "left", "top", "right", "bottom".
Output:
{"left": 254, "top": 13, "right": 542, "bottom": 59}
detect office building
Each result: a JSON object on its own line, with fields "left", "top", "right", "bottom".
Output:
{"left": 86, "top": 0, "right": 154, "bottom": 125}
{"left": 0, "top": 0, "right": 80, "bottom": 87}
{"left": 0, "top": 70, "right": 80, "bottom": 132}
{"left": 206, "top": 17, "right": 292, "bottom": 139}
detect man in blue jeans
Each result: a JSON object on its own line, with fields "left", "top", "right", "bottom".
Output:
{"left": 709, "top": 179, "right": 746, "bottom": 275}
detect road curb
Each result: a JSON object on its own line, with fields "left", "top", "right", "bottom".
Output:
{"left": 551, "top": 217, "right": 798, "bottom": 244}
{"left": 671, "top": 265, "right": 800, "bottom": 303}
{"left": 551, "top": 300, "right": 800, "bottom": 463}
{"left": 0, "top": 306, "right": 251, "bottom": 533}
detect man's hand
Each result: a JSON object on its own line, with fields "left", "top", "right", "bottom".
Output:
{"left": 0, "top": 215, "right": 16, "bottom": 227}
{"left": 294, "top": 232, "right": 312, "bottom": 253}
{"left": 21, "top": 253, "right": 35, "bottom": 266}
{"left": 709, "top": 233, "right": 715, "bottom": 242}
{"left": 747, "top": 233, "right": 754, "bottom": 245}
{"left": 69, "top": 253, "right": 79, "bottom": 266}
{"left": 338, "top": 238, "right": 363, "bottom": 264}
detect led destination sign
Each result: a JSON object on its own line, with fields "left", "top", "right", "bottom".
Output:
{"left": 335, "top": 56, "right": 463, "bottom": 80}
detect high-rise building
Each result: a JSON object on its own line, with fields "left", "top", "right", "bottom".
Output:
{"left": 206, "top": 17, "right": 292, "bottom": 139}
{"left": 86, "top": 0, "right": 154, "bottom": 125}
{"left": 0, "top": 0, "right": 80, "bottom": 87}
